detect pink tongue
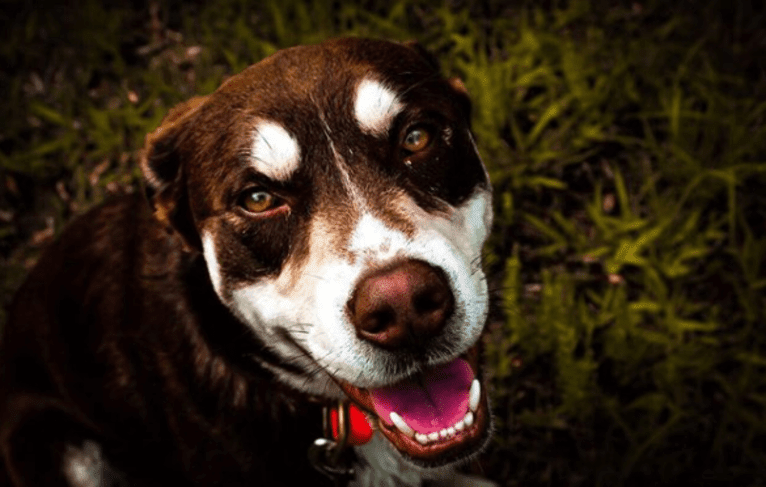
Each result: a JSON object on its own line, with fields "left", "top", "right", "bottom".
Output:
{"left": 370, "top": 358, "right": 474, "bottom": 434}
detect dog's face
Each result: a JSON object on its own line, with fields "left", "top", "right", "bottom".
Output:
{"left": 142, "top": 38, "right": 492, "bottom": 466}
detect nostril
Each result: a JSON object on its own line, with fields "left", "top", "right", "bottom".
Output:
{"left": 413, "top": 286, "right": 448, "bottom": 314}
{"left": 362, "top": 308, "right": 395, "bottom": 335}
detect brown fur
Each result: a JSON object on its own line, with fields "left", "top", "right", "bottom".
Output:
{"left": 0, "top": 38, "right": 488, "bottom": 486}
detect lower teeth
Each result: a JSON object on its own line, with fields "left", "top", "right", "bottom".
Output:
{"left": 393, "top": 409, "right": 476, "bottom": 445}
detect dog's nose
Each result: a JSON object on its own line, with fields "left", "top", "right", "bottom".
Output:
{"left": 348, "top": 260, "right": 454, "bottom": 349}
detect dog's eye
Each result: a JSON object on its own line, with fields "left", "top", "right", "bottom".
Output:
{"left": 402, "top": 127, "right": 431, "bottom": 152}
{"left": 240, "top": 189, "right": 280, "bottom": 214}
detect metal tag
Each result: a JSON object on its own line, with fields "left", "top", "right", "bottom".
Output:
{"left": 308, "top": 401, "right": 355, "bottom": 486}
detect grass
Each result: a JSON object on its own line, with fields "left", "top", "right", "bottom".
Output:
{"left": 1, "top": 0, "right": 765, "bottom": 485}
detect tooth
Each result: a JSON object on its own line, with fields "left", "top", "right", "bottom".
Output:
{"left": 464, "top": 411, "right": 474, "bottom": 427}
{"left": 415, "top": 433, "right": 429, "bottom": 445}
{"left": 389, "top": 412, "right": 414, "bottom": 437}
{"left": 428, "top": 432, "right": 439, "bottom": 442}
{"left": 469, "top": 379, "right": 481, "bottom": 412}
{"left": 447, "top": 427, "right": 456, "bottom": 436}
{"left": 454, "top": 419, "right": 465, "bottom": 431}
{"left": 439, "top": 429, "right": 448, "bottom": 438}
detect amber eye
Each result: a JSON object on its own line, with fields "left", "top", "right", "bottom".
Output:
{"left": 402, "top": 127, "right": 431, "bottom": 152}
{"left": 241, "top": 189, "right": 280, "bottom": 214}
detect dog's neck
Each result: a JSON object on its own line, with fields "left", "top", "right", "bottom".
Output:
{"left": 351, "top": 434, "right": 496, "bottom": 487}
{"left": 352, "top": 434, "right": 443, "bottom": 487}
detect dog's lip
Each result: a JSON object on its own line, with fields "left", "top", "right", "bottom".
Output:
{"left": 337, "top": 344, "right": 490, "bottom": 464}
{"left": 375, "top": 387, "right": 489, "bottom": 463}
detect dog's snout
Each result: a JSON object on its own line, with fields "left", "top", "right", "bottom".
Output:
{"left": 349, "top": 260, "right": 454, "bottom": 349}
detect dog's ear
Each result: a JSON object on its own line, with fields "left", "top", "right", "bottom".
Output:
{"left": 140, "top": 95, "right": 209, "bottom": 252}
{"left": 403, "top": 40, "right": 472, "bottom": 118}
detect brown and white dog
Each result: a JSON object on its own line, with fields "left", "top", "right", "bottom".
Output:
{"left": 0, "top": 38, "right": 494, "bottom": 486}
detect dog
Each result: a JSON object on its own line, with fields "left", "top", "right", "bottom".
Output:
{"left": 0, "top": 38, "right": 494, "bottom": 486}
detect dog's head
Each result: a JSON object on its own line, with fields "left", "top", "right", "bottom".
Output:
{"left": 141, "top": 38, "right": 493, "bottom": 467}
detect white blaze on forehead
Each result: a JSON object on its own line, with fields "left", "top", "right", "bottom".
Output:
{"left": 354, "top": 78, "right": 403, "bottom": 135}
{"left": 250, "top": 121, "right": 301, "bottom": 181}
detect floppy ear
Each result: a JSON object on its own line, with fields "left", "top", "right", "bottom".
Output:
{"left": 140, "top": 95, "right": 209, "bottom": 252}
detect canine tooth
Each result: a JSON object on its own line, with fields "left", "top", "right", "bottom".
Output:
{"left": 469, "top": 379, "right": 481, "bottom": 412}
{"left": 447, "top": 427, "right": 456, "bottom": 436}
{"left": 454, "top": 419, "right": 465, "bottom": 431}
{"left": 464, "top": 411, "right": 474, "bottom": 427}
{"left": 439, "top": 429, "right": 448, "bottom": 438}
{"left": 389, "top": 412, "right": 414, "bottom": 437}
{"left": 428, "top": 432, "right": 439, "bottom": 442}
{"left": 415, "top": 433, "right": 429, "bottom": 445}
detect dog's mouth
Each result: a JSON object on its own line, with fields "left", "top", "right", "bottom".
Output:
{"left": 337, "top": 345, "right": 489, "bottom": 465}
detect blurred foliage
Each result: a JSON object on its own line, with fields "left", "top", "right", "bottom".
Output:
{"left": 1, "top": 0, "right": 765, "bottom": 485}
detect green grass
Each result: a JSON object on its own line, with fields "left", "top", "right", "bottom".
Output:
{"left": 1, "top": 1, "right": 765, "bottom": 485}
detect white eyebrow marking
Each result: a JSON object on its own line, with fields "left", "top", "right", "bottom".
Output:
{"left": 354, "top": 78, "right": 403, "bottom": 135}
{"left": 250, "top": 121, "right": 301, "bottom": 181}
